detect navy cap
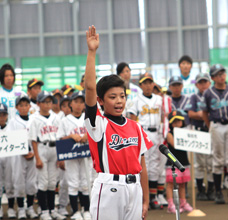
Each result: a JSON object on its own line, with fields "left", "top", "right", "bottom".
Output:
{"left": 37, "top": 91, "right": 54, "bottom": 103}
{"left": 60, "top": 95, "right": 70, "bottom": 106}
{"left": 169, "top": 76, "right": 183, "bottom": 86}
{"left": 195, "top": 73, "right": 211, "bottom": 83}
{"left": 15, "top": 94, "right": 30, "bottom": 106}
{"left": 210, "top": 64, "right": 226, "bottom": 76}
{"left": 0, "top": 103, "right": 8, "bottom": 114}
{"left": 70, "top": 91, "right": 85, "bottom": 101}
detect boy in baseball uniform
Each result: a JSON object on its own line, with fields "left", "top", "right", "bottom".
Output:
{"left": 57, "top": 91, "right": 91, "bottom": 220}
{"left": 84, "top": 25, "right": 153, "bottom": 220}
{"left": 51, "top": 89, "right": 65, "bottom": 119}
{"left": 0, "top": 104, "right": 16, "bottom": 219}
{"left": 201, "top": 64, "right": 228, "bottom": 204}
{"left": 29, "top": 91, "right": 66, "bottom": 220}
{"left": 185, "top": 73, "right": 214, "bottom": 201}
{"left": 128, "top": 73, "right": 165, "bottom": 209}
{"left": 7, "top": 94, "right": 38, "bottom": 219}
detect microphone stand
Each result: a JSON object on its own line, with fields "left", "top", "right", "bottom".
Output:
{"left": 172, "top": 164, "right": 181, "bottom": 220}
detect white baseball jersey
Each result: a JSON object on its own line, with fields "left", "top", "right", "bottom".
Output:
{"left": 0, "top": 87, "right": 25, "bottom": 120}
{"left": 7, "top": 115, "right": 37, "bottom": 197}
{"left": 29, "top": 101, "right": 39, "bottom": 115}
{"left": 50, "top": 110, "right": 65, "bottom": 120}
{"left": 182, "top": 75, "right": 196, "bottom": 96}
{"left": 57, "top": 113, "right": 90, "bottom": 195}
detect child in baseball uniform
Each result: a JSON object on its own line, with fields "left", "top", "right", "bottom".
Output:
{"left": 166, "top": 110, "right": 193, "bottom": 213}
{"left": 0, "top": 103, "right": 16, "bottom": 219}
{"left": 7, "top": 94, "right": 38, "bottom": 219}
{"left": 185, "top": 73, "right": 214, "bottom": 201}
{"left": 201, "top": 64, "right": 228, "bottom": 204}
{"left": 128, "top": 73, "right": 165, "bottom": 209}
{"left": 29, "top": 91, "right": 66, "bottom": 220}
{"left": 51, "top": 89, "right": 65, "bottom": 119}
{"left": 59, "top": 95, "right": 71, "bottom": 117}
{"left": 27, "top": 78, "right": 44, "bottom": 115}
{"left": 85, "top": 25, "right": 153, "bottom": 220}
{"left": 57, "top": 91, "right": 91, "bottom": 220}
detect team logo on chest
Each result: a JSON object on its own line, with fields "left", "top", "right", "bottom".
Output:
{"left": 108, "top": 134, "right": 138, "bottom": 151}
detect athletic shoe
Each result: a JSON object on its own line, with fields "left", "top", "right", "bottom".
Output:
{"left": 215, "top": 191, "right": 225, "bottom": 204}
{"left": 157, "top": 194, "right": 168, "bottom": 206}
{"left": 71, "top": 211, "right": 83, "bottom": 220}
{"left": 181, "top": 202, "right": 193, "bottom": 212}
{"left": 40, "top": 211, "right": 52, "bottom": 220}
{"left": 37, "top": 206, "right": 42, "bottom": 216}
{"left": 50, "top": 210, "right": 66, "bottom": 220}
{"left": 150, "top": 198, "right": 163, "bottom": 209}
{"left": 18, "top": 208, "right": 26, "bottom": 220}
{"left": 207, "top": 189, "right": 215, "bottom": 201}
{"left": 7, "top": 208, "right": 16, "bottom": 219}
{"left": 58, "top": 207, "right": 69, "bottom": 216}
{"left": 0, "top": 208, "right": 3, "bottom": 219}
{"left": 196, "top": 191, "right": 208, "bottom": 201}
{"left": 26, "top": 206, "right": 38, "bottom": 219}
{"left": 167, "top": 204, "right": 184, "bottom": 214}
{"left": 83, "top": 211, "right": 91, "bottom": 220}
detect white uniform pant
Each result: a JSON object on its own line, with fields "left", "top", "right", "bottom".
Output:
{"left": 194, "top": 153, "right": 213, "bottom": 182}
{"left": 0, "top": 157, "right": 14, "bottom": 198}
{"left": 65, "top": 158, "right": 89, "bottom": 196}
{"left": 90, "top": 173, "right": 142, "bottom": 220}
{"left": 210, "top": 122, "right": 228, "bottom": 174}
{"left": 58, "top": 169, "right": 69, "bottom": 207}
{"left": 144, "top": 131, "right": 164, "bottom": 181}
{"left": 12, "top": 155, "right": 37, "bottom": 197}
{"left": 37, "top": 145, "right": 58, "bottom": 191}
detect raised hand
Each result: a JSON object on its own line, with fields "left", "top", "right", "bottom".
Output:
{"left": 86, "top": 25, "right": 99, "bottom": 51}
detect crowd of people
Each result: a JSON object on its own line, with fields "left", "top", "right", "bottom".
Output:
{"left": 0, "top": 25, "right": 227, "bottom": 220}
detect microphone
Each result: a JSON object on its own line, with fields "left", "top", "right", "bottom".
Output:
{"left": 159, "top": 144, "right": 185, "bottom": 172}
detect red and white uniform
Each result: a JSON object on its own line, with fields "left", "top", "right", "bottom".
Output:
{"left": 57, "top": 113, "right": 91, "bottom": 196}
{"left": 85, "top": 105, "right": 152, "bottom": 220}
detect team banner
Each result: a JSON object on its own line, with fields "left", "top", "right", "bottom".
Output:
{"left": 56, "top": 139, "right": 91, "bottom": 161}
{"left": 0, "top": 129, "right": 28, "bottom": 158}
{"left": 174, "top": 128, "right": 211, "bottom": 155}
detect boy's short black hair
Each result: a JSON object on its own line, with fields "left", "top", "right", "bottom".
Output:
{"left": 116, "top": 62, "right": 130, "bottom": 75}
{"left": 0, "top": 64, "right": 15, "bottom": 85}
{"left": 96, "top": 74, "right": 126, "bottom": 100}
{"left": 178, "top": 55, "right": 193, "bottom": 66}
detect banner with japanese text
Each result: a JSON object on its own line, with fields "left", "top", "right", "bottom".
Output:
{"left": 174, "top": 128, "right": 211, "bottom": 155}
{"left": 0, "top": 129, "right": 28, "bottom": 157}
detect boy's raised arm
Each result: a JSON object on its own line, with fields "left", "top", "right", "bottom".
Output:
{"left": 85, "top": 25, "right": 100, "bottom": 107}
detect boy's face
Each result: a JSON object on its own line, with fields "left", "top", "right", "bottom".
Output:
{"left": 38, "top": 97, "right": 53, "bottom": 112}
{"left": 179, "top": 61, "right": 192, "bottom": 76}
{"left": 196, "top": 80, "right": 211, "bottom": 93}
{"left": 70, "top": 97, "right": 85, "bottom": 115}
{"left": 16, "top": 101, "right": 31, "bottom": 116}
{"left": 212, "top": 71, "right": 226, "bottom": 85}
{"left": 172, "top": 119, "right": 183, "bottom": 128}
{"left": 98, "top": 87, "right": 126, "bottom": 116}
{"left": 4, "top": 70, "right": 14, "bottom": 88}
{"left": 0, "top": 113, "right": 8, "bottom": 127}
{"left": 169, "top": 83, "right": 183, "bottom": 97}
{"left": 140, "top": 80, "right": 153, "bottom": 96}
{"left": 119, "top": 66, "right": 131, "bottom": 81}
{"left": 28, "top": 84, "right": 42, "bottom": 99}
{"left": 60, "top": 101, "right": 71, "bottom": 116}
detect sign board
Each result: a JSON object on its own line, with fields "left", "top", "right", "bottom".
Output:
{"left": 56, "top": 138, "right": 91, "bottom": 161}
{"left": 174, "top": 128, "right": 211, "bottom": 155}
{"left": 0, "top": 129, "right": 28, "bottom": 157}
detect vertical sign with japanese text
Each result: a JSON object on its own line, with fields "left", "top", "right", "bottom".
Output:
{"left": 0, "top": 129, "right": 28, "bottom": 157}
{"left": 174, "top": 128, "right": 211, "bottom": 155}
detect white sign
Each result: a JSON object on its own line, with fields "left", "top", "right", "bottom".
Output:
{"left": 0, "top": 129, "right": 28, "bottom": 157}
{"left": 174, "top": 128, "right": 211, "bottom": 155}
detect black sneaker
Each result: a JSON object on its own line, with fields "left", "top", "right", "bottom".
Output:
{"left": 215, "top": 191, "right": 225, "bottom": 204}
{"left": 196, "top": 191, "right": 208, "bottom": 201}
{"left": 207, "top": 189, "right": 215, "bottom": 201}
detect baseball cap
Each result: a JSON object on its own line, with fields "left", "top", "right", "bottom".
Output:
{"left": 37, "top": 91, "right": 54, "bottom": 103}
{"left": 169, "top": 76, "right": 183, "bottom": 86}
{"left": 27, "top": 78, "right": 44, "bottom": 89}
{"left": 168, "top": 110, "right": 185, "bottom": 124}
{"left": 0, "top": 103, "right": 8, "bottom": 114}
{"left": 15, "top": 94, "right": 30, "bottom": 106}
{"left": 70, "top": 91, "right": 85, "bottom": 101}
{"left": 195, "top": 73, "right": 211, "bottom": 83}
{"left": 61, "top": 85, "right": 75, "bottom": 96}
{"left": 52, "top": 89, "right": 63, "bottom": 97}
{"left": 209, "top": 64, "right": 226, "bottom": 76}
{"left": 60, "top": 95, "right": 70, "bottom": 107}
{"left": 139, "top": 73, "right": 153, "bottom": 84}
